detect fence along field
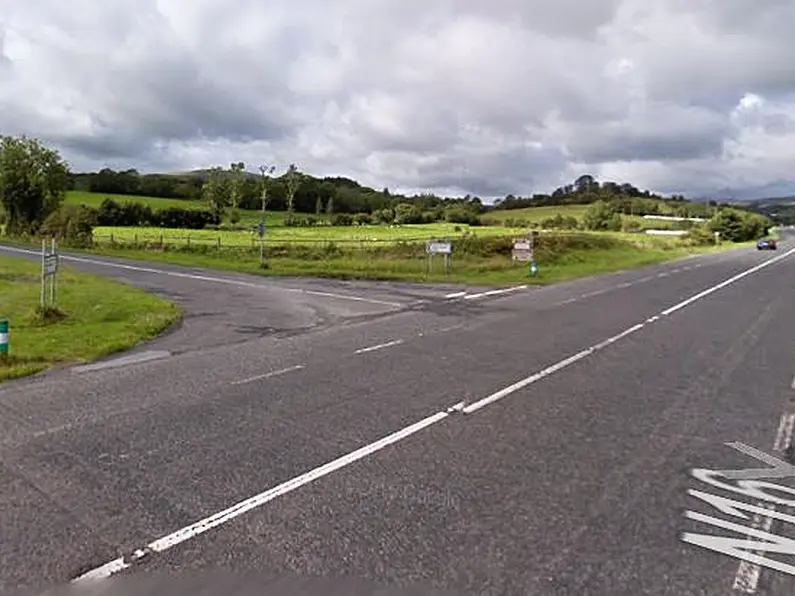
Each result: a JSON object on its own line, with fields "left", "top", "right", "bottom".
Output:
{"left": 92, "top": 221, "right": 528, "bottom": 249}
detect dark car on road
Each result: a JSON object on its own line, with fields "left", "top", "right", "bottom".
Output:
{"left": 757, "top": 238, "right": 777, "bottom": 250}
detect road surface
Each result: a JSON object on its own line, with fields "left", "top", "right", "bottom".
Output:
{"left": 1, "top": 237, "right": 795, "bottom": 595}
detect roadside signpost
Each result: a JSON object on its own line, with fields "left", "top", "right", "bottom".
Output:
{"left": 41, "top": 238, "right": 59, "bottom": 308}
{"left": 511, "top": 238, "right": 533, "bottom": 262}
{"left": 426, "top": 239, "right": 452, "bottom": 275}
{"left": 512, "top": 231, "right": 539, "bottom": 278}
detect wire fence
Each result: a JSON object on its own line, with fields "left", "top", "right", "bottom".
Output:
{"left": 90, "top": 232, "right": 505, "bottom": 250}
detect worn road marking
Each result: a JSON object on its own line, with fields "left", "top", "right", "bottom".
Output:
{"left": 354, "top": 339, "right": 404, "bottom": 354}
{"left": 773, "top": 414, "right": 795, "bottom": 452}
{"left": 733, "top": 504, "right": 778, "bottom": 592}
{"left": 0, "top": 246, "right": 401, "bottom": 307}
{"left": 72, "top": 350, "right": 171, "bottom": 373}
{"left": 718, "top": 442, "right": 795, "bottom": 481}
{"left": 231, "top": 365, "right": 305, "bottom": 386}
{"left": 72, "top": 246, "right": 795, "bottom": 583}
{"left": 73, "top": 410, "right": 451, "bottom": 582}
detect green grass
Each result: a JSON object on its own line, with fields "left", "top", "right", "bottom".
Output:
{"left": 482, "top": 204, "right": 591, "bottom": 223}
{"left": 65, "top": 190, "right": 204, "bottom": 210}
{"left": 54, "top": 231, "right": 730, "bottom": 287}
{"left": 0, "top": 255, "right": 181, "bottom": 382}
{"left": 483, "top": 204, "right": 686, "bottom": 230}
{"left": 92, "top": 222, "right": 526, "bottom": 247}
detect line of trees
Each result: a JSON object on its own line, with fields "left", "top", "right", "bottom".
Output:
{"left": 0, "top": 135, "right": 773, "bottom": 247}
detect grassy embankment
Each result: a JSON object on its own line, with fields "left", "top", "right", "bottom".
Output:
{"left": 46, "top": 191, "right": 732, "bottom": 285}
{"left": 0, "top": 254, "right": 181, "bottom": 381}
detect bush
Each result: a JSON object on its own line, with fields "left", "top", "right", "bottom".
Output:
{"left": 353, "top": 213, "right": 372, "bottom": 226}
{"left": 708, "top": 209, "right": 770, "bottom": 242}
{"left": 444, "top": 207, "right": 482, "bottom": 225}
{"left": 584, "top": 201, "right": 622, "bottom": 231}
{"left": 39, "top": 205, "right": 96, "bottom": 248}
{"left": 394, "top": 203, "right": 426, "bottom": 224}
{"left": 621, "top": 219, "right": 644, "bottom": 233}
{"left": 684, "top": 226, "right": 717, "bottom": 246}
{"left": 540, "top": 214, "right": 580, "bottom": 230}
{"left": 331, "top": 213, "right": 354, "bottom": 226}
{"left": 95, "top": 198, "right": 219, "bottom": 229}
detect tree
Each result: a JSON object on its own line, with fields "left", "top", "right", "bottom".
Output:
{"left": 583, "top": 201, "right": 622, "bottom": 231}
{"left": 325, "top": 196, "right": 334, "bottom": 216}
{"left": 284, "top": 163, "right": 301, "bottom": 218}
{"left": 0, "top": 135, "right": 70, "bottom": 235}
{"left": 574, "top": 174, "right": 597, "bottom": 192}
{"left": 315, "top": 195, "right": 323, "bottom": 215}
{"left": 201, "top": 167, "right": 232, "bottom": 220}
{"left": 229, "top": 161, "right": 246, "bottom": 210}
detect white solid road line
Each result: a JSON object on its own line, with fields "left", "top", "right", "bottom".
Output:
{"left": 354, "top": 339, "right": 404, "bottom": 354}
{"left": 464, "top": 246, "right": 795, "bottom": 414}
{"left": 445, "top": 291, "right": 467, "bottom": 299}
{"left": 661, "top": 247, "right": 795, "bottom": 316}
{"left": 73, "top": 410, "right": 450, "bottom": 582}
{"left": 0, "top": 246, "right": 402, "bottom": 308}
{"left": 231, "top": 365, "right": 305, "bottom": 386}
{"left": 462, "top": 323, "right": 645, "bottom": 414}
{"left": 71, "top": 246, "right": 795, "bottom": 583}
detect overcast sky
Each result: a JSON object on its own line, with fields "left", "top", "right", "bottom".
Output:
{"left": 2, "top": 0, "right": 795, "bottom": 200}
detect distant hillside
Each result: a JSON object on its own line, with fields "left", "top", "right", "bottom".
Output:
{"left": 68, "top": 168, "right": 742, "bottom": 219}
{"left": 743, "top": 195, "right": 795, "bottom": 224}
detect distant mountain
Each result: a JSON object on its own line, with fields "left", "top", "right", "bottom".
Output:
{"left": 697, "top": 180, "right": 795, "bottom": 202}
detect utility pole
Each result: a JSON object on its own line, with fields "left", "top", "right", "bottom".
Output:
{"left": 258, "top": 164, "right": 276, "bottom": 268}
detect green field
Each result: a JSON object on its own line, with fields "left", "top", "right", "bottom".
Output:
{"left": 482, "top": 204, "right": 591, "bottom": 223}
{"left": 73, "top": 232, "right": 726, "bottom": 286}
{"left": 0, "top": 255, "right": 181, "bottom": 381}
{"left": 92, "top": 221, "right": 526, "bottom": 248}
{"left": 65, "top": 190, "right": 204, "bottom": 210}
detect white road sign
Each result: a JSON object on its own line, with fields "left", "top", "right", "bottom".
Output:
{"left": 426, "top": 241, "right": 452, "bottom": 255}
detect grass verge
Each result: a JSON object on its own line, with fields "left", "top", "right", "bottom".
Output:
{"left": 26, "top": 232, "right": 740, "bottom": 286}
{"left": 0, "top": 255, "right": 181, "bottom": 382}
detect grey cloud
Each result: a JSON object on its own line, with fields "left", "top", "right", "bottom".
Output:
{"left": 2, "top": 0, "right": 795, "bottom": 199}
{"left": 568, "top": 105, "right": 730, "bottom": 164}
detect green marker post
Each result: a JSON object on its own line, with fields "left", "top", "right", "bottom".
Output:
{"left": 0, "top": 319, "right": 8, "bottom": 358}
{"left": 528, "top": 260, "right": 538, "bottom": 278}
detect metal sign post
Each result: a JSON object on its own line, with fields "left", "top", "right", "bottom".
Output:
{"left": 426, "top": 240, "right": 452, "bottom": 275}
{"left": 41, "top": 238, "right": 59, "bottom": 308}
{"left": 256, "top": 221, "right": 266, "bottom": 268}
{"left": 512, "top": 232, "right": 539, "bottom": 277}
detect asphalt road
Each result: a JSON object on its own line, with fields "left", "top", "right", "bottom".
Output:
{"left": 2, "top": 237, "right": 795, "bottom": 595}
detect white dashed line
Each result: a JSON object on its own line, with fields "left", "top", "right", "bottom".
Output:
{"left": 231, "top": 365, "right": 305, "bottom": 386}
{"left": 462, "top": 285, "right": 528, "bottom": 300}
{"left": 354, "top": 339, "right": 404, "bottom": 354}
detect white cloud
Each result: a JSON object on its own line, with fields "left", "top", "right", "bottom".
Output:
{"left": 1, "top": 0, "right": 795, "bottom": 199}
